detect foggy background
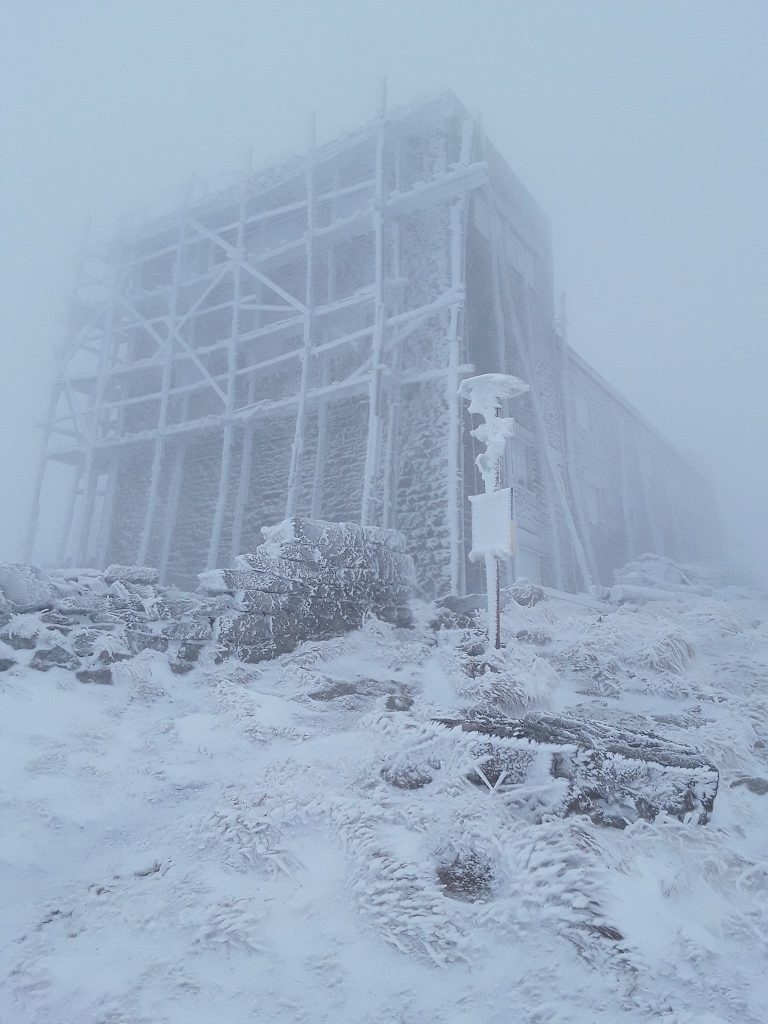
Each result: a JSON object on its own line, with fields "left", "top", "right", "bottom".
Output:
{"left": 1, "top": 0, "right": 765, "bottom": 576}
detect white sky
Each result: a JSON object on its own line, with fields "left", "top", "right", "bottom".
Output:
{"left": 1, "top": 0, "right": 766, "bottom": 573}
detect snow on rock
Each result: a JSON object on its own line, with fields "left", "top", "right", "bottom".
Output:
{"left": 436, "top": 712, "right": 718, "bottom": 826}
{"left": 1, "top": 563, "right": 768, "bottom": 1022}
{"left": 0, "top": 562, "right": 60, "bottom": 612}
{"left": 0, "top": 519, "right": 415, "bottom": 682}
{"left": 611, "top": 554, "right": 717, "bottom": 604}
{"left": 203, "top": 517, "right": 416, "bottom": 661}
{"left": 103, "top": 564, "right": 161, "bottom": 586}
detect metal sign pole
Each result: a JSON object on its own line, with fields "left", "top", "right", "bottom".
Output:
{"left": 458, "top": 373, "right": 529, "bottom": 649}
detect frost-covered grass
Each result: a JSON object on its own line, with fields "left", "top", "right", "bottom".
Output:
{"left": 2, "top": 586, "right": 768, "bottom": 1023}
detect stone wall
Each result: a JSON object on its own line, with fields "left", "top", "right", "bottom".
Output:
{"left": 200, "top": 518, "right": 415, "bottom": 662}
{"left": 0, "top": 519, "right": 415, "bottom": 681}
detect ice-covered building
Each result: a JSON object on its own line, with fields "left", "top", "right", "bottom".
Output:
{"left": 28, "top": 92, "right": 716, "bottom": 596}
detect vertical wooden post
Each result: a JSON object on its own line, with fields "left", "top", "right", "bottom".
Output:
{"left": 618, "top": 416, "right": 636, "bottom": 563}
{"left": 230, "top": 376, "right": 257, "bottom": 562}
{"left": 74, "top": 260, "right": 120, "bottom": 567}
{"left": 361, "top": 84, "right": 388, "bottom": 526}
{"left": 310, "top": 165, "right": 337, "bottom": 521}
{"left": 208, "top": 168, "right": 248, "bottom": 569}
{"left": 24, "top": 384, "right": 58, "bottom": 563}
{"left": 57, "top": 460, "right": 83, "bottom": 567}
{"left": 446, "top": 197, "right": 467, "bottom": 594}
{"left": 285, "top": 112, "right": 318, "bottom": 518}
{"left": 158, "top": 442, "right": 185, "bottom": 582}
{"left": 138, "top": 219, "right": 185, "bottom": 566}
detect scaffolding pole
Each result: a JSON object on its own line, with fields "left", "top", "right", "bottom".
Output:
{"left": 360, "top": 83, "right": 388, "bottom": 526}
{"left": 137, "top": 218, "right": 186, "bottom": 567}
{"left": 229, "top": 375, "right": 257, "bottom": 562}
{"left": 74, "top": 265, "right": 122, "bottom": 567}
{"left": 446, "top": 197, "right": 468, "bottom": 594}
{"left": 285, "top": 113, "right": 318, "bottom": 519}
{"left": 207, "top": 174, "right": 248, "bottom": 570}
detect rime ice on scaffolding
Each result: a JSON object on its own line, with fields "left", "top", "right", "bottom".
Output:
{"left": 29, "top": 92, "right": 717, "bottom": 595}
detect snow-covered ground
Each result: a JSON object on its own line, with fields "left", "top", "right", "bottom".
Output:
{"left": 2, "top": 580, "right": 768, "bottom": 1023}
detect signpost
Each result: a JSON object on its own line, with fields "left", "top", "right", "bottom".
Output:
{"left": 458, "top": 373, "right": 529, "bottom": 648}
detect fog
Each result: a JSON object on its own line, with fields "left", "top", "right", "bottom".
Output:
{"left": 1, "top": 0, "right": 766, "bottom": 577}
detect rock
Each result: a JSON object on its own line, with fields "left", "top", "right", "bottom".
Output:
{"left": 271, "top": 600, "right": 364, "bottom": 642}
{"left": 206, "top": 517, "right": 415, "bottom": 662}
{"left": 256, "top": 540, "right": 322, "bottom": 564}
{"left": 97, "top": 647, "right": 131, "bottom": 665}
{"left": 0, "top": 624, "right": 39, "bottom": 650}
{"left": 234, "top": 591, "right": 293, "bottom": 615}
{"left": 0, "top": 657, "right": 16, "bottom": 672}
{"left": 216, "top": 614, "right": 273, "bottom": 647}
{"left": 308, "top": 681, "right": 360, "bottom": 701}
{"left": 0, "top": 563, "right": 58, "bottom": 612}
{"left": 76, "top": 668, "right": 113, "bottom": 685}
{"left": 199, "top": 568, "right": 301, "bottom": 596}
{"left": 159, "top": 618, "right": 213, "bottom": 643}
{"left": 169, "top": 661, "right": 194, "bottom": 675}
{"left": 436, "top": 593, "right": 482, "bottom": 616}
{"left": 224, "top": 640, "right": 278, "bottom": 664}
{"left": 39, "top": 609, "right": 74, "bottom": 631}
{"left": 431, "top": 607, "right": 477, "bottom": 630}
{"left": 436, "top": 851, "right": 494, "bottom": 902}
{"left": 615, "top": 554, "right": 711, "bottom": 593}
{"left": 507, "top": 579, "right": 545, "bottom": 606}
{"left": 372, "top": 605, "right": 413, "bottom": 628}
{"left": 514, "top": 628, "right": 551, "bottom": 646}
{"left": 107, "top": 582, "right": 146, "bottom": 611}
{"left": 234, "top": 554, "right": 321, "bottom": 583}
{"left": 436, "top": 712, "right": 719, "bottom": 826}
{"left": 55, "top": 593, "right": 105, "bottom": 616}
{"left": 261, "top": 516, "right": 408, "bottom": 554}
{"left": 466, "top": 743, "right": 538, "bottom": 789}
{"left": 103, "top": 565, "right": 160, "bottom": 586}
{"left": 125, "top": 631, "right": 169, "bottom": 655}
{"left": 0, "top": 517, "right": 415, "bottom": 674}
{"left": 30, "top": 646, "right": 80, "bottom": 672}
{"left": 177, "top": 641, "right": 203, "bottom": 663}
{"left": 459, "top": 636, "right": 487, "bottom": 658}
{"left": 731, "top": 777, "right": 768, "bottom": 795}
{"left": 381, "top": 761, "right": 433, "bottom": 789}
{"left": 385, "top": 690, "right": 414, "bottom": 712}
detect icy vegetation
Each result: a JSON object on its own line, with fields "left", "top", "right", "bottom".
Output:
{"left": 2, "top": 562, "right": 768, "bottom": 1022}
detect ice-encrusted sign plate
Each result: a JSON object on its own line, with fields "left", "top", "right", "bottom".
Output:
{"left": 468, "top": 487, "right": 514, "bottom": 561}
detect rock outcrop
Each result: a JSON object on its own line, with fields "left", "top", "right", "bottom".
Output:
{"left": 0, "top": 518, "right": 415, "bottom": 678}
{"left": 437, "top": 712, "right": 718, "bottom": 827}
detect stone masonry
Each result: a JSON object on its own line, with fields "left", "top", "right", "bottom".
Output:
{"left": 0, "top": 518, "right": 415, "bottom": 680}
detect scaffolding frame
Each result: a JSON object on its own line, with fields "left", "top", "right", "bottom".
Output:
{"left": 28, "top": 90, "right": 714, "bottom": 594}
{"left": 27, "top": 93, "right": 491, "bottom": 592}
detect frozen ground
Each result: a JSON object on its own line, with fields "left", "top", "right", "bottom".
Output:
{"left": 2, "top": 579, "right": 768, "bottom": 1023}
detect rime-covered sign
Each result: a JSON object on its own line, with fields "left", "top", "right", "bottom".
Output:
{"left": 468, "top": 488, "right": 514, "bottom": 561}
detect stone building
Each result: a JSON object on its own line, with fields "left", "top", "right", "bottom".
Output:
{"left": 28, "top": 92, "right": 716, "bottom": 596}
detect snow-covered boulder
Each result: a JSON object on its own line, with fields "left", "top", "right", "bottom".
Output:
{"left": 611, "top": 554, "right": 714, "bottom": 604}
{"left": 436, "top": 712, "right": 718, "bottom": 827}
{"left": 203, "top": 516, "right": 416, "bottom": 662}
{"left": 103, "top": 564, "right": 160, "bottom": 586}
{"left": 0, "top": 563, "right": 59, "bottom": 612}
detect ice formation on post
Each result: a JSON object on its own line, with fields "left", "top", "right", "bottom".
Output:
{"left": 459, "top": 373, "right": 528, "bottom": 646}
{"left": 28, "top": 92, "right": 717, "bottom": 597}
